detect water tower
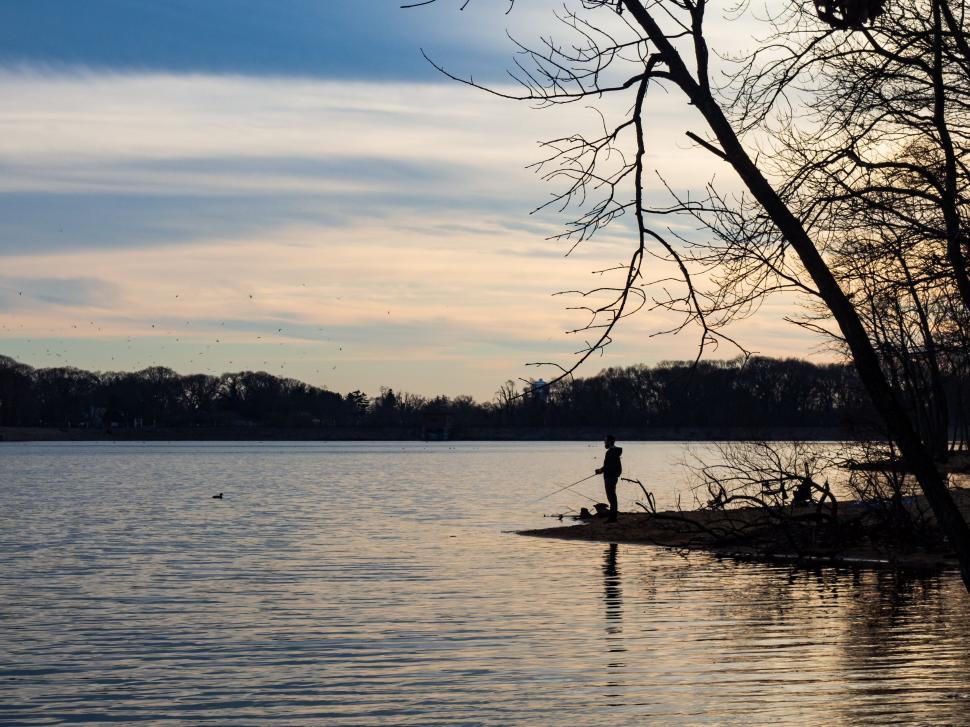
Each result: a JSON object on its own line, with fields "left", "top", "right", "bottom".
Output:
{"left": 533, "top": 379, "right": 550, "bottom": 404}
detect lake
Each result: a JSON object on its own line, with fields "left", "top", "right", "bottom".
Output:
{"left": 2, "top": 441, "right": 969, "bottom": 724}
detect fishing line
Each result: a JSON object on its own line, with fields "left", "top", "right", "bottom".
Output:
{"left": 530, "top": 472, "right": 599, "bottom": 504}
{"left": 561, "top": 487, "right": 598, "bottom": 504}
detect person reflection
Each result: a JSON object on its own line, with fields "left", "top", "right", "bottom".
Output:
{"left": 602, "top": 543, "right": 627, "bottom": 702}
{"left": 602, "top": 543, "right": 623, "bottom": 636}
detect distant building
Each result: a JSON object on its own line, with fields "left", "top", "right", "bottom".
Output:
{"left": 533, "top": 379, "right": 549, "bottom": 404}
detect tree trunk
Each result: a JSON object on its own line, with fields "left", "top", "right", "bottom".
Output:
{"left": 622, "top": 0, "right": 970, "bottom": 591}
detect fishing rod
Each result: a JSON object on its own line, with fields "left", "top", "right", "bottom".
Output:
{"left": 560, "top": 487, "right": 598, "bottom": 504}
{"left": 530, "top": 472, "right": 599, "bottom": 504}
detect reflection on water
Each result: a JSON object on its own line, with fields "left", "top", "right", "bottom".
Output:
{"left": 1, "top": 441, "right": 969, "bottom": 724}
{"left": 603, "top": 543, "right": 623, "bottom": 634}
{"left": 602, "top": 543, "right": 626, "bottom": 702}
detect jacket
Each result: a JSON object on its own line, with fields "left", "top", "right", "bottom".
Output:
{"left": 602, "top": 446, "right": 623, "bottom": 478}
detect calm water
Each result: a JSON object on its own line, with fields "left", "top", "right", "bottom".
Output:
{"left": 2, "top": 441, "right": 969, "bottom": 725}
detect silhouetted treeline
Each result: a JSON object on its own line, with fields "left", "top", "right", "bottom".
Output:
{"left": 0, "top": 354, "right": 878, "bottom": 432}
{"left": 523, "top": 358, "right": 872, "bottom": 429}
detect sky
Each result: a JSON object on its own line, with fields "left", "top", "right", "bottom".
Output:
{"left": 0, "top": 0, "right": 822, "bottom": 401}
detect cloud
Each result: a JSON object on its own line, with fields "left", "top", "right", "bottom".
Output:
{"left": 0, "top": 71, "right": 730, "bottom": 254}
{"left": 0, "top": 69, "right": 715, "bottom": 178}
{"left": 0, "top": 68, "right": 825, "bottom": 397}
{"left": 0, "top": 0, "right": 548, "bottom": 81}
{"left": 0, "top": 219, "right": 826, "bottom": 397}
{"left": 0, "top": 1, "right": 770, "bottom": 83}
{"left": 0, "top": 274, "right": 122, "bottom": 309}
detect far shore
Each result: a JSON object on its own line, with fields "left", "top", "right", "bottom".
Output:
{"left": 0, "top": 425, "right": 855, "bottom": 443}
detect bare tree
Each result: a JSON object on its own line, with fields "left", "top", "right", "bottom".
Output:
{"left": 410, "top": 0, "right": 970, "bottom": 590}
{"left": 494, "top": 378, "right": 519, "bottom": 421}
{"left": 752, "top": 2, "right": 970, "bottom": 459}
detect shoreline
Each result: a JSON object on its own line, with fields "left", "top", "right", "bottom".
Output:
{"left": 0, "top": 425, "right": 855, "bottom": 443}
{"left": 517, "top": 490, "right": 970, "bottom": 573}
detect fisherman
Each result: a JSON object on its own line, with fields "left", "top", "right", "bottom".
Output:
{"left": 792, "top": 463, "right": 814, "bottom": 507}
{"left": 595, "top": 435, "right": 623, "bottom": 522}
{"left": 792, "top": 475, "right": 813, "bottom": 507}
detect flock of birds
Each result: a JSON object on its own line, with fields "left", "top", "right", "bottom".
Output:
{"left": 1, "top": 287, "right": 364, "bottom": 382}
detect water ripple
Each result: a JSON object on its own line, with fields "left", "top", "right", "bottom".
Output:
{"left": 2, "top": 441, "right": 969, "bottom": 725}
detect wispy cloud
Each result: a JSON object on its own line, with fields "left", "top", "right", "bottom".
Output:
{"left": 0, "top": 0, "right": 552, "bottom": 81}
{"left": 0, "top": 274, "right": 122, "bottom": 309}
{"left": 0, "top": 69, "right": 821, "bottom": 397}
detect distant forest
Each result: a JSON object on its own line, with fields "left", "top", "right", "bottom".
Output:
{"left": 0, "top": 354, "right": 877, "bottom": 433}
